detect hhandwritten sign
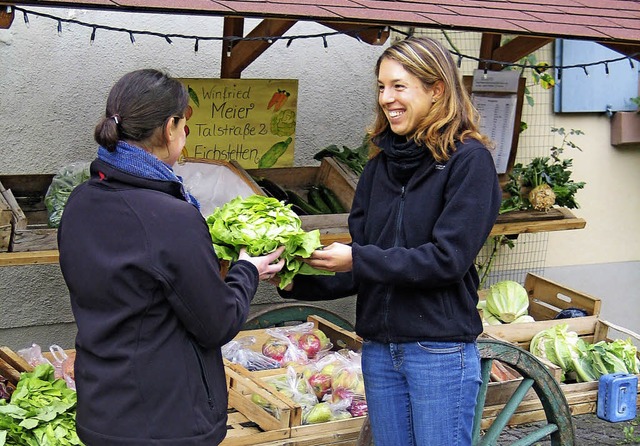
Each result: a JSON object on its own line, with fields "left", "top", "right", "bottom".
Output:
{"left": 178, "top": 78, "right": 298, "bottom": 168}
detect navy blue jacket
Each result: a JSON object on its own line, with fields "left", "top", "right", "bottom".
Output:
{"left": 280, "top": 139, "right": 501, "bottom": 343}
{"left": 58, "top": 159, "right": 259, "bottom": 445}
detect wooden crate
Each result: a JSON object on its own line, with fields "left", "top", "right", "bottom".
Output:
{"left": 233, "top": 158, "right": 356, "bottom": 245}
{"left": 481, "top": 318, "right": 640, "bottom": 428}
{"left": 0, "top": 174, "right": 57, "bottom": 252}
{"left": 226, "top": 315, "right": 366, "bottom": 436}
{"left": 482, "top": 273, "right": 601, "bottom": 342}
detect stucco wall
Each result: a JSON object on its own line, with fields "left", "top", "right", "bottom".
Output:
{"left": 1, "top": 8, "right": 638, "bottom": 351}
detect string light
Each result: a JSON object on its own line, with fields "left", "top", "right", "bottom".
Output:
{"left": 9, "top": 5, "right": 638, "bottom": 77}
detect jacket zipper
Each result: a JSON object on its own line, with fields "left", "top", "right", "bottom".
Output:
{"left": 383, "top": 185, "right": 406, "bottom": 342}
{"left": 191, "top": 340, "right": 215, "bottom": 410}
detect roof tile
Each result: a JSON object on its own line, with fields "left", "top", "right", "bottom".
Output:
{"left": 7, "top": 0, "right": 640, "bottom": 45}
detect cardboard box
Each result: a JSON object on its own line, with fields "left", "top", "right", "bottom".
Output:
{"left": 482, "top": 273, "right": 602, "bottom": 344}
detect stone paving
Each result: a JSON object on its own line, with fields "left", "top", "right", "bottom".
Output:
{"left": 497, "top": 413, "right": 640, "bottom": 445}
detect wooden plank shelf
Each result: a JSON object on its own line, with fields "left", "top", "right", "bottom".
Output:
{"left": 0, "top": 208, "right": 585, "bottom": 267}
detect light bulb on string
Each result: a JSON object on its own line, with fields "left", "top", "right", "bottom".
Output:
{"left": 165, "top": 36, "right": 172, "bottom": 44}
{"left": 604, "top": 62, "right": 609, "bottom": 76}
{"left": 582, "top": 66, "right": 589, "bottom": 77}
{"left": 57, "top": 19, "right": 62, "bottom": 35}
{"left": 23, "top": 11, "right": 29, "bottom": 27}
{"left": 129, "top": 32, "right": 135, "bottom": 44}
{"left": 286, "top": 38, "right": 293, "bottom": 48}
{"left": 194, "top": 38, "right": 199, "bottom": 52}
{"left": 629, "top": 58, "right": 635, "bottom": 69}
{"left": 322, "top": 35, "right": 328, "bottom": 48}
{"left": 457, "top": 55, "right": 463, "bottom": 68}
{"left": 90, "top": 26, "right": 96, "bottom": 44}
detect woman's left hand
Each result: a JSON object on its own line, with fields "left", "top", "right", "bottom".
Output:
{"left": 303, "top": 242, "right": 352, "bottom": 273}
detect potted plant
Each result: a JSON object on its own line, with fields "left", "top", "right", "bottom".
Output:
{"left": 499, "top": 127, "right": 586, "bottom": 214}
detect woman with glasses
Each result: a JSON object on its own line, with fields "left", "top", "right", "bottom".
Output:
{"left": 58, "top": 68, "right": 284, "bottom": 445}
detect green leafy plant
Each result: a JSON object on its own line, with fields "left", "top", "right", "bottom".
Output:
{"left": 475, "top": 235, "right": 515, "bottom": 289}
{"left": 500, "top": 127, "right": 586, "bottom": 213}
{"left": 620, "top": 415, "right": 640, "bottom": 444}
{"left": 631, "top": 96, "right": 640, "bottom": 113}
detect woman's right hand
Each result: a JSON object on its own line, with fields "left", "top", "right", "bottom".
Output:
{"left": 238, "top": 246, "right": 286, "bottom": 281}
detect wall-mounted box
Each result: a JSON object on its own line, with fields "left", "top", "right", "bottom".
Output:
{"left": 610, "top": 111, "right": 640, "bottom": 146}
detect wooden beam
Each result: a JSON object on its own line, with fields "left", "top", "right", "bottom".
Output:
{"left": 221, "top": 18, "right": 296, "bottom": 78}
{"left": 597, "top": 42, "right": 640, "bottom": 62}
{"left": 478, "top": 33, "right": 503, "bottom": 70}
{"left": 318, "top": 22, "right": 389, "bottom": 45}
{"left": 220, "top": 17, "right": 244, "bottom": 78}
{"left": 479, "top": 34, "right": 553, "bottom": 70}
{"left": 493, "top": 36, "right": 554, "bottom": 64}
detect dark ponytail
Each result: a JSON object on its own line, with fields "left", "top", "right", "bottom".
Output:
{"left": 94, "top": 69, "right": 189, "bottom": 152}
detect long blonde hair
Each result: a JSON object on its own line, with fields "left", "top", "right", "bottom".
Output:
{"left": 369, "top": 37, "right": 491, "bottom": 162}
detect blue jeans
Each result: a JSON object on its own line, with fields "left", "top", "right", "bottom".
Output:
{"left": 361, "top": 340, "right": 481, "bottom": 446}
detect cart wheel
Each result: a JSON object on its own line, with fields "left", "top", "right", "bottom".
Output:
{"left": 356, "top": 338, "right": 576, "bottom": 446}
{"left": 243, "top": 303, "right": 355, "bottom": 331}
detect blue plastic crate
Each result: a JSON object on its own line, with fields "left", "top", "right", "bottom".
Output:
{"left": 597, "top": 373, "right": 638, "bottom": 422}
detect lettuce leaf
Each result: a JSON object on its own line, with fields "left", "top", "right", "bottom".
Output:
{"left": 0, "top": 364, "right": 82, "bottom": 445}
{"left": 207, "top": 195, "right": 333, "bottom": 289}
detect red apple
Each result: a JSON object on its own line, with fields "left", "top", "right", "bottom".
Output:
{"left": 261, "top": 338, "right": 288, "bottom": 363}
{"left": 307, "top": 372, "right": 332, "bottom": 400}
{"left": 298, "top": 333, "right": 322, "bottom": 359}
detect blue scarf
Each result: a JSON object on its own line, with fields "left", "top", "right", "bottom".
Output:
{"left": 97, "top": 141, "right": 200, "bottom": 210}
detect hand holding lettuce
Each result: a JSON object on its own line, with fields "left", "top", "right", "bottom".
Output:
{"left": 206, "top": 195, "right": 333, "bottom": 289}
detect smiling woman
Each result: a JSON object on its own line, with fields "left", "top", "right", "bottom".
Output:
{"left": 276, "top": 36, "right": 502, "bottom": 446}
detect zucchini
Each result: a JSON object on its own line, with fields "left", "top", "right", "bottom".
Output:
{"left": 318, "top": 185, "right": 347, "bottom": 213}
{"left": 307, "top": 186, "right": 333, "bottom": 214}
{"left": 254, "top": 177, "right": 288, "bottom": 202}
{"left": 285, "top": 189, "right": 321, "bottom": 215}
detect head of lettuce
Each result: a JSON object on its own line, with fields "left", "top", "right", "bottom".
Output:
{"left": 207, "top": 195, "right": 333, "bottom": 289}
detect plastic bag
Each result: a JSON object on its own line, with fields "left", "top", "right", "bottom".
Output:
{"left": 17, "top": 343, "right": 76, "bottom": 390}
{"left": 261, "top": 322, "right": 333, "bottom": 366}
{"left": 222, "top": 336, "right": 280, "bottom": 371}
{"left": 330, "top": 350, "right": 366, "bottom": 401}
{"left": 49, "top": 344, "right": 76, "bottom": 390}
{"left": 17, "top": 343, "right": 52, "bottom": 368}
{"left": 44, "top": 161, "right": 91, "bottom": 228}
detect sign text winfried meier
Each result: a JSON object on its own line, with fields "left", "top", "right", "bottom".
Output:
{"left": 178, "top": 78, "right": 299, "bottom": 169}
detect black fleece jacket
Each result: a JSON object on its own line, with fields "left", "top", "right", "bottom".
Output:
{"left": 58, "top": 159, "right": 259, "bottom": 445}
{"left": 280, "top": 139, "right": 502, "bottom": 343}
